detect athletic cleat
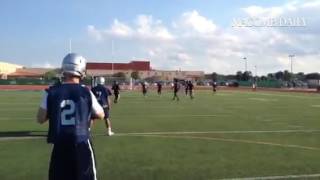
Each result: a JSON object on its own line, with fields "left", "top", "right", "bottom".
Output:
{"left": 107, "top": 131, "right": 114, "bottom": 136}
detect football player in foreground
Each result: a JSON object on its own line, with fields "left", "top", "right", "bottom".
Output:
{"left": 37, "top": 53, "right": 104, "bottom": 180}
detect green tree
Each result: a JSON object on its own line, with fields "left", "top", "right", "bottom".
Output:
{"left": 131, "top": 71, "right": 140, "bottom": 79}
{"left": 236, "top": 71, "right": 242, "bottom": 81}
{"left": 267, "top": 73, "right": 275, "bottom": 80}
{"left": 211, "top": 72, "right": 218, "bottom": 81}
{"left": 260, "top": 76, "right": 267, "bottom": 81}
{"left": 283, "top": 70, "right": 291, "bottom": 81}
{"left": 44, "top": 69, "right": 60, "bottom": 80}
{"left": 275, "top": 71, "right": 284, "bottom": 80}
{"left": 113, "top": 72, "right": 126, "bottom": 78}
{"left": 296, "top": 72, "right": 305, "bottom": 81}
{"left": 242, "top": 71, "right": 252, "bottom": 81}
{"left": 305, "top": 73, "right": 320, "bottom": 80}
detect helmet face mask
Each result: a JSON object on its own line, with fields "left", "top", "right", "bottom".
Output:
{"left": 61, "top": 53, "right": 86, "bottom": 78}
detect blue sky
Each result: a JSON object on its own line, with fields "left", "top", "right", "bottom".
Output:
{"left": 1, "top": 0, "right": 319, "bottom": 74}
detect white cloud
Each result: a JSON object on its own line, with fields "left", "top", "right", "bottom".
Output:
{"left": 180, "top": 10, "right": 217, "bottom": 34}
{"left": 87, "top": 15, "right": 174, "bottom": 41}
{"left": 87, "top": 25, "right": 103, "bottom": 41}
{"left": 86, "top": 1, "right": 320, "bottom": 75}
{"left": 110, "top": 19, "right": 133, "bottom": 37}
{"left": 243, "top": 6, "right": 284, "bottom": 18}
{"left": 135, "top": 15, "right": 174, "bottom": 40}
{"left": 302, "top": 0, "right": 320, "bottom": 8}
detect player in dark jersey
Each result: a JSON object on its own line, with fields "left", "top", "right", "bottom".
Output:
{"left": 141, "top": 81, "right": 148, "bottom": 96}
{"left": 252, "top": 79, "right": 257, "bottom": 91}
{"left": 172, "top": 78, "right": 180, "bottom": 101}
{"left": 91, "top": 77, "right": 114, "bottom": 136}
{"left": 184, "top": 80, "right": 189, "bottom": 96}
{"left": 187, "top": 81, "right": 194, "bottom": 99}
{"left": 156, "top": 81, "right": 162, "bottom": 95}
{"left": 37, "top": 53, "right": 104, "bottom": 180}
{"left": 112, "top": 81, "right": 120, "bottom": 103}
{"left": 212, "top": 81, "right": 217, "bottom": 93}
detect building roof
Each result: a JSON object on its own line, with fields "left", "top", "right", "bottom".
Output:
{"left": 87, "top": 61, "right": 150, "bottom": 71}
{"left": 8, "top": 68, "right": 53, "bottom": 77}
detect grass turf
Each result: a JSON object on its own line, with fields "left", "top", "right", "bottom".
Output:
{"left": 0, "top": 90, "right": 320, "bottom": 179}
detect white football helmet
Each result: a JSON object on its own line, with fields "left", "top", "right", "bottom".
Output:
{"left": 61, "top": 53, "right": 86, "bottom": 78}
{"left": 96, "top": 76, "right": 105, "bottom": 85}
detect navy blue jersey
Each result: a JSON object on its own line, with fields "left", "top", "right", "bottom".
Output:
{"left": 91, "top": 84, "right": 111, "bottom": 108}
{"left": 141, "top": 83, "right": 147, "bottom": 91}
{"left": 187, "top": 82, "right": 194, "bottom": 90}
{"left": 112, "top": 84, "right": 120, "bottom": 94}
{"left": 46, "top": 84, "right": 93, "bottom": 144}
{"left": 174, "top": 82, "right": 180, "bottom": 92}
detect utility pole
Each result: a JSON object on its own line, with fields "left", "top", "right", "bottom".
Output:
{"left": 288, "top": 54, "right": 295, "bottom": 74}
{"left": 243, "top": 57, "right": 247, "bottom": 72}
{"left": 254, "top": 65, "right": 257, "bottom": 77}
{"left": 111, "top": 40, "right": 114, "bottom": 75}
{"left": 69, "top": 39, "right": 72, "bottom": 53}
{"left": 288, "top": 54, "right": 295, "bottom": 88}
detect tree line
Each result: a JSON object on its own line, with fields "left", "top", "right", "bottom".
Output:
{"left": 206, "top": 71, "right": 320, "bottom": 82}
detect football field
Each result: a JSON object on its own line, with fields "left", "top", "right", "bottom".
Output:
{"left": 0, "top": 89, "right": 320, "bottom": 180}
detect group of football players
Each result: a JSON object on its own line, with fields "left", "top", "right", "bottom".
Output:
{"left": 36, "top": 53, "right": 219, "bottom": 180}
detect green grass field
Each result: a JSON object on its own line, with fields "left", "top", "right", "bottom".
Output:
{"left": 0, "top": 89, "right": 320, "bottom": 180}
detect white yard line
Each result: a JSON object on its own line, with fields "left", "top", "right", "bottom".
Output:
{"left": 0, "top": 117, "right": 35, "bottom": 120}
{"left": 220, "top": 173, "right": 320, "bottom": 180}
{"left": 121, "top": 134, "right": 320, "bottom": 151}
{"left": 115, "top": 129, "right": 320, "bottom": 136}
{"left": 2, "top": 129, "right": 320, "bottom": 144}
{"left": 0, "top": 136, "right": 43, "bottom": 141}
{"left": 249, "top": 98, "right": 278, "bottom": 102}
{"left": 246, "top": 92, "right": 320, "bottom": 99}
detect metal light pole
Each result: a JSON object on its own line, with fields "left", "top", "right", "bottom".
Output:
{"left": 288, "top": 54, "right": 295, "bottom": 74}
{"left": 254, "top": 65, "right": 257, "bottom": 77}
{"left": 111, "top": 40, "right": 115, "bottom": 75}
{"left": 243, "top": 57, "right": 247, "bottom": 72}
{"left": 288, "top": 54, "right": 295, "bottom": 88}
{"left": 69, "top": 38, "right": 72, "bottom": 53}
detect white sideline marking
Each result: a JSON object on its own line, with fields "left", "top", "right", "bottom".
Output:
{"left": 115, "top": 129, "right": 320, "bottom": 136}
{"left": 122, "top": 134, "right": 320, "bottom": 151}
{"left": 0, "top": 136, "right": 43, "bottom": 141}
{"left": 129, "top": 114, "right": 229, "bottom": 118}
{"left": 0, "top": 114, "right": 227, "bottom": 121}
{"left": 0, "top": 117, "right": 34, "bottom": 121}
{"left": 287, "top": 125, "right": 304, "bottom": 128}
{"left": 0, "top": 108, "right": 36, "bottom": 111}
{"left": 248, "top": 92, "right": 320, "bottom": 99}
{"left": 260, "top": 119, "right": 273, "bottom": 122}
{"left": 220, "top": 173, "right": 320, "bottom": 180}
{"left": 249, "top": 98, "right": 278, "bottom": 102}
{"left": 1, "top": 129, "right": 320, "bottom": 142}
